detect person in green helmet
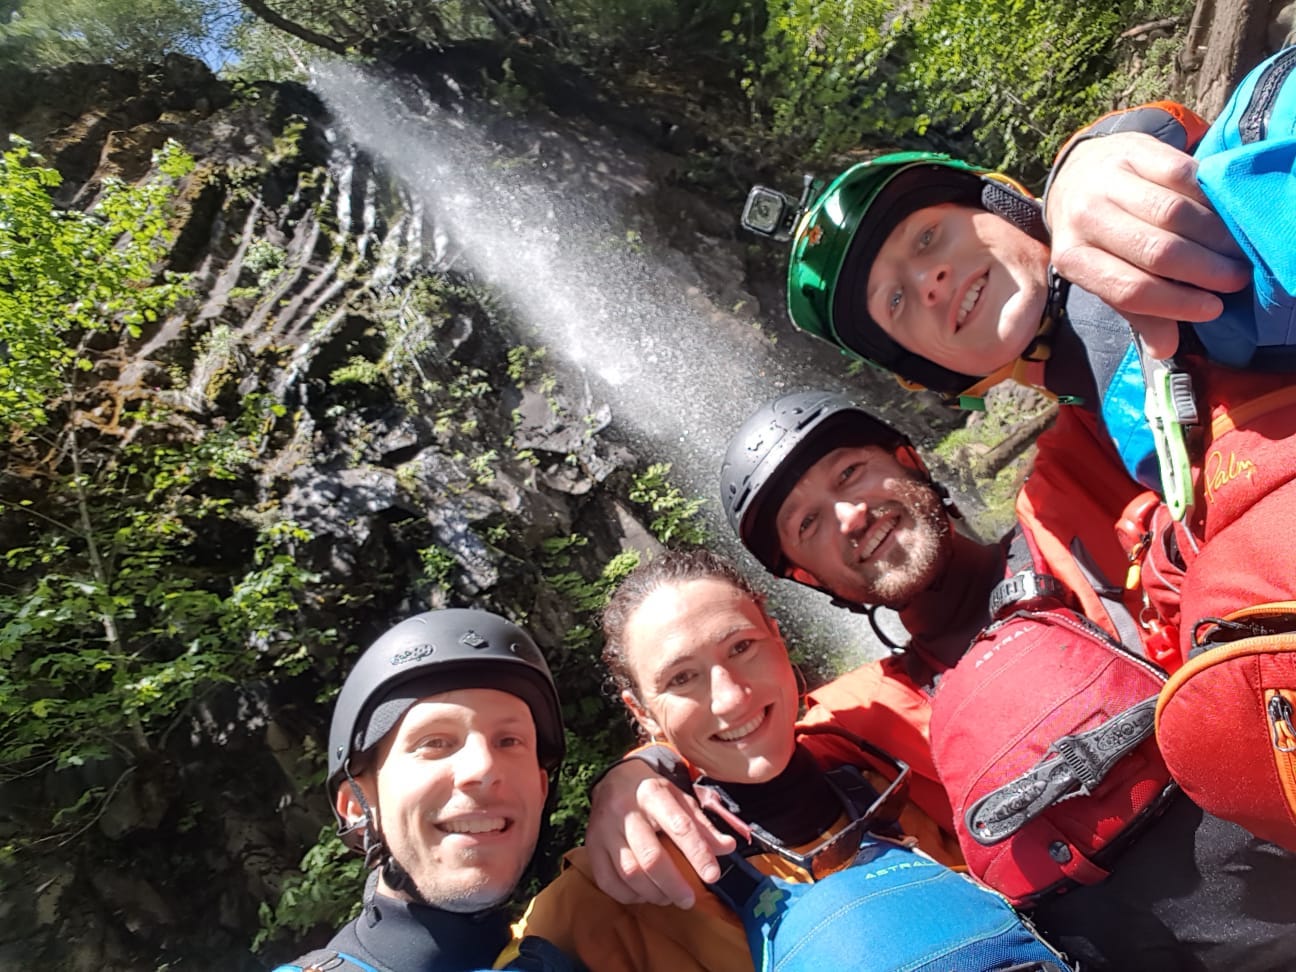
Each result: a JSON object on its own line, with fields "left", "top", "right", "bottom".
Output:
{"left": 778, "top": 55, "right": 1296, "bottom": 502}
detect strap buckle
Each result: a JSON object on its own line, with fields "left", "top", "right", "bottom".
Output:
{"left": 1136, "top": 335, "right": 1198, "bottom": 520}
{"left": 964, "top": 697, "right": 1157, "bottom": 845}
{"left": 989, "top": 570, "right": 1067, "bottom": 620}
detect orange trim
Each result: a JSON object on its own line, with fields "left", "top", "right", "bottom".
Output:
{"left": 982, "top": 170, "right": 1037, "bottom": 200}
{"left": 1052, "top": 101, "right": 1210, "bottom": 166}
{"left": 1211, "top": 384, "right": 1296, "bottom": 438}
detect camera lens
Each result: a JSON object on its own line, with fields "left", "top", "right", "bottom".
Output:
{"left": 743, "top": 187, "right": 785, "bottom": 234}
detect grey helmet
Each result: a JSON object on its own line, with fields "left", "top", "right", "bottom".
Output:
{"left": 719, "top": 390, "right": 911, "bottom": 576}
{"left": 328, "top": 608, "right": 565, "bottom": 855}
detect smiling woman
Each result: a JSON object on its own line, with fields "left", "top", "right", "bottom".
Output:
{"left": 505, "top": 547, "right": 1073, "bottom": 972}
{"left": 606, "top": 568, "right": 799, "bottom": 785}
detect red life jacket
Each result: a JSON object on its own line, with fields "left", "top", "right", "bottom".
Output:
{"left": 930, "top": 407, "right": 1179, "bottom": 906}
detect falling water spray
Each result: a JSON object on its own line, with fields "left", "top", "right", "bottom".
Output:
{"left": 310, "top": 60, "right": 902, "bottom": 668}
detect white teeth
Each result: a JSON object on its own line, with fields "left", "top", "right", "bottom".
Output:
{"left": 957, "top": 277, "right": 986, "bottom": 325}
{"left": 855, "top": 517, "right": 895, "bottom": 560}
{"left": 715, "top": 710, "right": 766, "bottom": 742}
{"left": 441, "top": 817, "right": 507, "bottom": 835}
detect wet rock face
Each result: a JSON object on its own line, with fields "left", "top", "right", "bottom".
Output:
{"left": 0, "top": 46, "right": 976, "bottom": 970}
{"left": 0, "top": 54, "right": 649, "bottom": 970}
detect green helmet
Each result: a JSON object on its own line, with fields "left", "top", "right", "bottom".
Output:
{"left": 785, "top": 151, "right": 1047, "bottom": 396}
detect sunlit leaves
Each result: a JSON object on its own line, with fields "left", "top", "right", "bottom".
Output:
{"left": 746, "top": 0, "right": 1179, "bottom": 180}
{"left": 0, "top": 137, "right": 193, "bottom": 430}
{"left": 0, "top": 0, "right": 224, "bottom": 69}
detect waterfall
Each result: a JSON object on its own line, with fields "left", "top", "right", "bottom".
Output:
{"left": 310, "top": 59, "right": 904, "bottom": 672}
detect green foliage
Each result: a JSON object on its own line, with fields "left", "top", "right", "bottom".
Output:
{"left": 417, "top": 544, "right": 458, "bottom": 593}
{"left": 243, "top": 238, "right": 289, "bottom": 288}
{"left": 230, "top": 0, "right": 753, "bottom": 73}
{"left": 254, "top": 826, "right": 365, "bottom": 950}
{"left": 747, "top": 0, "right": 1194, "bottom": 181}
{"left": 628, "top": 463, "right": 708, "bottom": 545}
{"left": 0, "top": 506, "right": 316, "bottom": 780}
{"left": 741, "top": 0, "right": 900, "bottom": 158}
{"left": 506, "top": 344, "right": 551, "bottom": 386}
{"left": 329, "top": 356, "right": 385, "bottom": 387}
{"left": 544, "top": 549, "right": 641, "bottom": 834}
{"left": 0, "top": 137, "right": 193, "bottom": 431}
{"left": 0, "top": 0, "right": 225, "bottom": 69}
{"left": 0, "top": 381, "right": 323, "bottom": 851}
{"left": 898, "top": 0, "right": 1125, "bottom": 178}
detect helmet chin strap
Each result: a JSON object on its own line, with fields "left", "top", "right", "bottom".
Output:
{"left": 339, "top": 768, "right": 435, "bottom": 907}
{"left": 381, "top": 854, "right": 433, "bottom": 906}
{"left": 339, "top": 767, "right": 391, "bottom": 873}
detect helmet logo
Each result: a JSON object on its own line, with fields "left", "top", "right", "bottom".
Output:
{"left": 746, "top": 427, "right": 780, "bottom": 455}
{"left": 460, "top": 630, "right": 488, "bottom": 650}
{"left": 804, "top": 224, "right": 823, "bottom": 246}
{"left": 391, "top": 643, "right": 435, "bottom": 666}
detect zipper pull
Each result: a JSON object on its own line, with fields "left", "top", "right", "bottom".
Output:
{"left": 1268, "top": 693, "right": 1296, "bottom": 753}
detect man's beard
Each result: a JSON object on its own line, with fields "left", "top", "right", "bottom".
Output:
{"left": 842, "top": 478, "right": 952, "bottom": 608}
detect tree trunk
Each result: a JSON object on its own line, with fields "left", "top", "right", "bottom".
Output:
{"left": 1181, "top": 0, "right": 1292, "bottom": 118}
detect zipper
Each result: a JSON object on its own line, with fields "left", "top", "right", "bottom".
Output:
{"left": 1239, "top": 45, "right": 1296, "bottom": 143}
{"left": 985, "top": 608, "right": 1168, "bottom": 684}
{"left": 1265, "top": 689, "right": 1296, "bottom": 827}
{"left": 1269, "top": 691, "right": 1296, "bottom": 752}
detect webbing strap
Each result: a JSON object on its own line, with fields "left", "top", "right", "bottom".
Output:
{"left": 965, "top": 697, "right": 1158, "bottom": 846}
{"left": 1067, "top": 535, "right": 1146, "bottom": 660}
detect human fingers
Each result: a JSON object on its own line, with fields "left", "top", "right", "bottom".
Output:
{"left": 1051, "top": 240, "right": 1227, "bottom": 325}
{"left": 604, "top": 777, "right": 733, "bottom": 907}
{"left": 1124, "top": 313, "right": 1182, "bottom": 359}
{"left": 1048, "top": 134, "right": 1249, "bottom": 299}
{"left": 587, "top": 808, "right": 690, "bottom": 907}
{"left": 648, "top": 783, "right": 737, "bottom": 887}
{"left": 1085, "top": 148, "right": 1248, "bottom": 289}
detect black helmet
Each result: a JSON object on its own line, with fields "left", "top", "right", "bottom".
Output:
{"left": 327, "top": 608, "right": 565, "bottom": 844}
{"left": 719, "top": 390, "right": 911, "bottom": 575}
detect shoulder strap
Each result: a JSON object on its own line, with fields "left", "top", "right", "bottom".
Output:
{"left": 1016, "top": 407, "right": 1148, "bottom": 647}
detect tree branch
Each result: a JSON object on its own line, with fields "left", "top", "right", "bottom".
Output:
{"left": 237, "top": 0, "right": 350, "bottom": 56}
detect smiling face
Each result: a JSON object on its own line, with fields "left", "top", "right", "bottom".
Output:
{"left": 338, "top": 687, "right": 548, "bottom": 912}
{"left": 775, "top": 443, "right": 951, "bottom": 607}
{"left": 864, "top": 202, "right": 1050, "bottom": 377}
{"left": 619, "top": 577, "right": 799, "bottom": 784}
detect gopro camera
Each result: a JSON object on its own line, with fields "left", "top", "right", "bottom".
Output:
{"left": 739, "top": 175, "right": 819, "bottom": 242}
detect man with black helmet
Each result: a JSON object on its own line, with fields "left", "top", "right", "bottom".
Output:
{"left": 275, "top": 608, "right": 577, "bottom": 972}
{"left": 586, "top": 391, "right": 1296, "bottom": 971}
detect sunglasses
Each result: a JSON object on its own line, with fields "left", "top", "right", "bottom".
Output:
{"left": 694, "top": 725, "right": 911, "bottom": 881}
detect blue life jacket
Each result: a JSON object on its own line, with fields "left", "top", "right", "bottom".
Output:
{"left": 698, "top": 760, "right": 1072, "bottom": 972}
{"left": 1088, "top": 45, "right": 1296, "bottom": 494}
{"left": 709, "top": 836, "right": 1070, "bottom": 972}
{"left": 1192, "top": 44, "right": 1296, "bottom": 368}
